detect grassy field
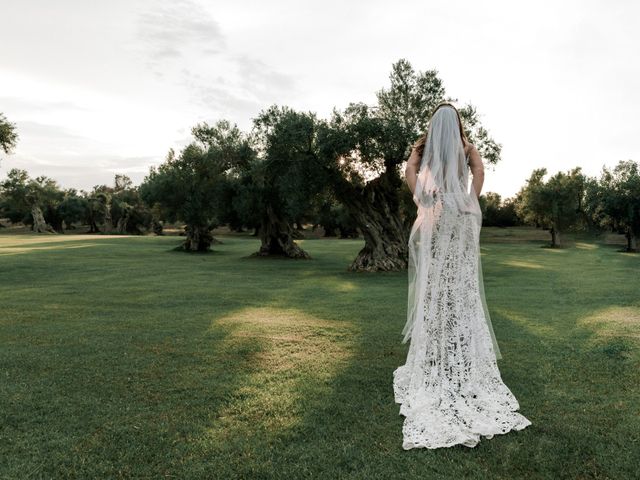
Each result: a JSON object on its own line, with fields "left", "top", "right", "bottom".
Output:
{"left": 0, "top": 227, "right": 638, "bottom": 479}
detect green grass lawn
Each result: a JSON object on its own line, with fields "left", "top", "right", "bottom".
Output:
{"left": 0, "top": 227, "right": 638, "bottom": 479}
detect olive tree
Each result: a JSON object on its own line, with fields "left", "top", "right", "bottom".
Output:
{"left": 140, "top": 121, "right": 252, "bottom": 251}
{"left": 516, "top": 167, "right": 586, "bottom": 247}
{"left": 0, "top": 113, "right": 18, "bottom": 158}
{"left": 250, "top": 106, "right": 327, "bottom": 258}
{"left": 590, "top": 160, "right": 640, "bottom": 252}
{"left": 317, "top": 59, "right": 502, "bottom": 271}
{"left": 0, "top": 169, "right": 62, "bottom": 233}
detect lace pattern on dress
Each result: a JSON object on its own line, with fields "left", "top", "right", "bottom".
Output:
{"left": 393, "top": 191, "right": 531, "bottom": 449}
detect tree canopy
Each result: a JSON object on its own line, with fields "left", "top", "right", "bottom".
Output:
{"left": 588, "top": 160, "right": 640, "bottom": 251}
{"left": 314, "top": 59, "right": 502, "bottom": 270}
{"left": 140, "top": 121, "right": 253, "bottom": 251}
{"left": 0, "top": 113, "right": 18, "bottom": 156}
{"left": 515, "top": 167, "right": 586, "bottom": 247}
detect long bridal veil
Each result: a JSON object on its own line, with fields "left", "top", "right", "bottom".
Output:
{"left": 394, "top": 105, "right": 531, "bottom": 450}
{"left": 401, "top": 106, "right": 502, "bottom": 360}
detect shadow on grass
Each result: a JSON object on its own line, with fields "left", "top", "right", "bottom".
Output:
{"left": 210, "top": 232, "right": 640, "bottom": 479}
{"left": 0, "top": 231, "right": 638, "bottom": 479}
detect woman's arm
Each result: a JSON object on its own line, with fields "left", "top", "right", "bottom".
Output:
{"left": 404, "top": 147, "right": 421, "bottom": 195}
{"left": 467, "top": 144, "right": 485, "bottom": 198}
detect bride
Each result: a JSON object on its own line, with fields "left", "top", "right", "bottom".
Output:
{"left": 393, "top": 103, "right": 532, "bottom": 449}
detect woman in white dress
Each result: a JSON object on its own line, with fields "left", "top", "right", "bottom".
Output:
{"left": 393, "top": 103, "right": 531, "bottom": 449}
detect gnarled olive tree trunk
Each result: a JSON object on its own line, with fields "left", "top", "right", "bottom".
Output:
{"left": 103, "top": 199, "right": 113, "bottom": 233}
{"left": 347, "top": 182, "right": 408, "bottom": 271}
{"left": 152, "top": 220, "right": 164, "bottom": 236}
{"left": 550, "top": 227, "right": 561, "bottom": 248}
{"left": 116, "top": 211, "right": 130, "bottom": 234}
{"left": 335, "top": 170, "right": 408, "bottom": 272}
{"left": 31, "top": 205, "right": 55, "bottom": 233}
{"left": 182, "top": 224, "right": 213, "bottom": 252}
{"left": 626, "top": 230, "right": 638, "bottom": 252}
{"left": 256, "top": 204, "right": 310, "bottom": 258}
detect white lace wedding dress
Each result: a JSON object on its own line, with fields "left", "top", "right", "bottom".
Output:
{"left": 393, "top": 134, "right": 532, "bottom": 449}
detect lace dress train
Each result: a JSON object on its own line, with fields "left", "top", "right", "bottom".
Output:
{"left": 393, "top": 195, "right": 531, "bottom": 449}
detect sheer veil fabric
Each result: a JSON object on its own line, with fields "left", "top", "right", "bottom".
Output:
{"left": 393, "top": 106, "right": 531, "bottom": 449}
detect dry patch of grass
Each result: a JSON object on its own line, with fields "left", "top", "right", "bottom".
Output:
{"left": 212, "top": 307, "right": 357, "bottom": 372}
{"left": 574, "top": 242, "right": 599, "bottom": 250}
{"left": 501, "top": 260, "right": 546, "bottom": 270}
{"left": 578, "top": 306, "right": 640, "bottom": 341}
{"left": 196, "top": 307, "right": 359, "bottom": 441}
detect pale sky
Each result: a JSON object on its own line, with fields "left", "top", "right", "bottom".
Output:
{"left": 1, "top": 0, "right": 638, "bottom": 198}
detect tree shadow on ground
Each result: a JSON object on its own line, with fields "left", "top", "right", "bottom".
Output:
{"left": 1, "top": 232, "right": 638, "bottom": 479}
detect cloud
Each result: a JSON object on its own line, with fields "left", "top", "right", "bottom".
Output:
{"left": 0, "top": 97, "right": 87, "bottom": 114}
{"left": 1, "top": 120, "right": 159, "bottom": 178}
{"left": 234, "top": 55, "right": 296, "bottom": 99}
{"left": 137, "top": 0, "right": 225, "bottom": 67}
{"left": 192, "top": 84, "right": 261, "bottom": 116}
{"left": 178, "top": 70, "right": 264, "bottom": 121}
{"left": 2, "top": 150, "right": 160, "bottom": 191}
{"left": 15, "top": 121, "right": 90, "bottom": 147}
{"left": 134, "top": 0, "right": 297, "bottom": 122}
{"left": 172, "top": 53, "right": 298, "bottom": 123}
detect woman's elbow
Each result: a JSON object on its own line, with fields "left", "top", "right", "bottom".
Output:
{"left": 472, "top": 168, "right": 484, "bottom": 180}
{"left": 405, "top": 164, "right": 415, "bottom": 178}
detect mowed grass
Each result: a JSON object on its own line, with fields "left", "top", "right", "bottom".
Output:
{"left": 0, "top": 227, "right": 638, "bottom": 479}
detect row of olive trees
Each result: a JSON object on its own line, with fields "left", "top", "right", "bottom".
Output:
{"left": 513, "top": 162, "right": 640, "bottom": 251}
{"left": 1, "top": 60, "right": 504, "bottom": 270}
{"left": 1, "top": 111, "right": 158, "bottom": 234}
{"left": 0, "top": 169, "right": 154, "bottom": 234}
{"left": 139, "top": 59, "right": 502, "bottom": 269}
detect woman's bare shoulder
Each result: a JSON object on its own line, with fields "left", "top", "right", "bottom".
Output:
{"left": 463, "top": 140, "right": 476, "bottom": 155}
{"left": 466, "top": 142, "right": 484, "bottom": 170}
